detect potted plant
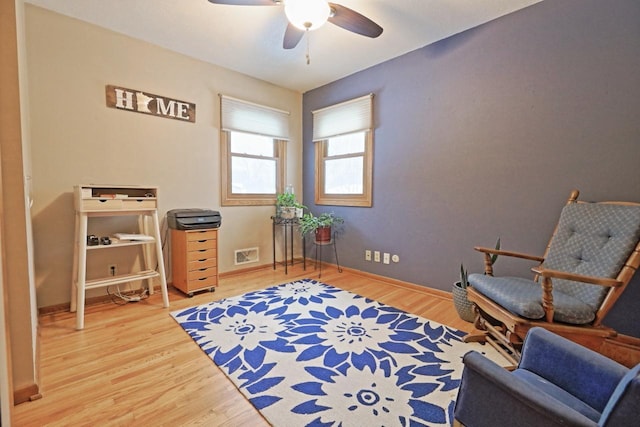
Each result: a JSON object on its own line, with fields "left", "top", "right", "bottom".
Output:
{"left": 453, "top": 238, "right": 500, "bottom": 322}
{"left": 298, "top": 212, "right": 344, "bottom": 243}
{"left": 276, "top": 192, "right": 305, "bottom": 219}
{"left": 453, "top": 264, "right": 476, "bottom": 322}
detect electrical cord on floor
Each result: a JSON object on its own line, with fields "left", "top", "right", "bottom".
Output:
{"left": 107, "top": 286, "right": 149, "bottom": 305}
{"left": 107, "top": 286, "right": 128, "bottom": 305}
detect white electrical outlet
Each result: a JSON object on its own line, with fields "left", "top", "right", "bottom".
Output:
{"left": 383, "top": 253, "right": 390, "bottom": 264}
{"left": 374, "top": 251, "right": 381, "bottom": 262}
{"left": 365, "top": 250, "right": 372, "bottom": 261}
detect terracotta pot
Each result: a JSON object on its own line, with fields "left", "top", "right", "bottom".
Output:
{"left": 452, "top": 281, "right": 475, "bottom": 323}
{"left": 315, "top": 226, "right": 332, "bottom": 243}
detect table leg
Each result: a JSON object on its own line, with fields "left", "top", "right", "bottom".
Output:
{"left": 289, "top": 223, "right": 293, "bottom": 266}
{"left": 319, "top": 242, "right": 323, "bottom": 278}
{"left": 70, "top": 212, "right": 79, "bottom": 313}
{"left": 151, "top": 210, "right": 169, "bottom": 308}
{"left": 76, "top": 214, "right": 88, "bottom": 330}
{"left": 284, "top": 221, "right": 288, "bottom": 274}
{"left": 333, "top": 234, "right": 342, "bottom": 273}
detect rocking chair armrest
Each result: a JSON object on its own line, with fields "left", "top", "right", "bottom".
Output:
{"left": 518, "top": 328, "right": 627, "bottom": 407}
{"left": 455, "top": 351, "right": 597, "bottom": 427}
{"left": 474, "top": 246, "right": 544, "bottom": 262}
{"left": 531, "top": 266, "right": 622, "bottom": 287}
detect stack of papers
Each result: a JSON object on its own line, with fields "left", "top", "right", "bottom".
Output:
{"left": 113, "top": 233, "right": 154, "bottom": 241}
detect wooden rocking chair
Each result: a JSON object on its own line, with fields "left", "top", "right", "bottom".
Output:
{"left": 465, "top": 190, "right": 640, "bottom": 366}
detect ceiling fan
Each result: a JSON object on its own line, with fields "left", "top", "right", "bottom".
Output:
{"left": 207, "top": 0, "right": 383, "bottom": 49}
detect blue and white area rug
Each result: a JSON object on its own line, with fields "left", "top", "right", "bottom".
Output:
{"left": 171, "top": 279, "right": 507, "bottom": 426}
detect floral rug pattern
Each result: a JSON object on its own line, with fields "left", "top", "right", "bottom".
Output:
{"left": 171, "top": 279, "right": 505, "bottom": 426}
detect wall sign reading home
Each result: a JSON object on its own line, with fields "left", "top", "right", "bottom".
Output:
{"left": 105, "top": 85, "right": 196, "bottom": 123}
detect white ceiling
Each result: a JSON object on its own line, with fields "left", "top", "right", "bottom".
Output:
{"left": 24, "top": 0, "right": 542, "bottom": 93}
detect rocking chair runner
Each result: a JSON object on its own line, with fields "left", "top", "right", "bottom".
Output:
{"left": 465, "top": 190, "right": 640, "bottom": 365}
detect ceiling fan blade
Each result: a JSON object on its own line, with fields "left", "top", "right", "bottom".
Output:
{"left": 283, "top": 23, "right": 305, "bottom": 49}
{"left": 207, "top": 0, "right": 275, "bottom": 5}
{"left": 328, "top": 3, "right": 383, "bottom": 38}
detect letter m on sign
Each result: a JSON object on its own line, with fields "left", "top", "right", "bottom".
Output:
{"left": 156, "top": 98, "right": 176, "bottom": 117}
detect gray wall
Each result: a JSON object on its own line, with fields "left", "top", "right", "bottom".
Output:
{"left": 302, "top": 1, "right": 640, "bottom": 334}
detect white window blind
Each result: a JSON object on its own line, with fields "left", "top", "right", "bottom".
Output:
{"left": 221, "top": 95, "right": 290, "bottom": 140}
{"left": 312, "top": 94, "right": 373, "bottom": 141}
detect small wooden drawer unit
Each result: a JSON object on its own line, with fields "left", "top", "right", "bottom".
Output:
{"left": 171, "top": 228, "right": 218, "bottom": 297}
{"left": 75, "top": 185, "right": 158, "bottom": 212}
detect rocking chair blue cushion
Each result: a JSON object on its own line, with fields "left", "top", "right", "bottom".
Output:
{"left": 468, "top": 202, "right": 640, "bottom": 325}
{"left": 454, "top": 327, "right": 640, "bottom": 427}
{"left": 468, "top": 274, "right": 596, "bottom": 323}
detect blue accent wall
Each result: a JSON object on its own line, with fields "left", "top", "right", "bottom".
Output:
{"left": 302, "top": 0, "right": 640, "bottom": 335}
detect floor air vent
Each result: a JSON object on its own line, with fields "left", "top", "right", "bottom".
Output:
{"left": 234, "top": 247, "right": 259, "bottom": 265}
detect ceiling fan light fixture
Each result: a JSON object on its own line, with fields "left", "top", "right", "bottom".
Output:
{"left": 284, "top": 0, "right": 330, "bottom": 31}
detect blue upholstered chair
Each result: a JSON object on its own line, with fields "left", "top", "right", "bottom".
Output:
{"left": 465, "top": 190, "right": 640, "bottom": 364}
{"left": 454, "top": 327, "right": 640, "bottom": 427}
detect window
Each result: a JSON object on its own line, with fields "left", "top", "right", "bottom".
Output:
{"left": 222, "top": 131, "right": 285, "bottom": 203}
{"left": 220, "top": 96, "right": 290, "bottom": 206}
{"left": 312, "top": 94, "right": 373, "bottom": 207}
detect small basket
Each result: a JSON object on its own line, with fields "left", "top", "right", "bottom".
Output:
{"left": 452, "top": 282, "right": 475, "bottom": 323}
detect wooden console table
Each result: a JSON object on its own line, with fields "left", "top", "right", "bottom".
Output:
{"left": 71, "top": 184, "right": 169, "bottom": 330}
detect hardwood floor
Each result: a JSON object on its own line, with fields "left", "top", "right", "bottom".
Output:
{"left": 14, "top": 264, "right": 471, "bottom": 426}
